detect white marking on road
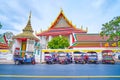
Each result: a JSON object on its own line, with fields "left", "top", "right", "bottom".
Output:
{"left": 0, "top": 75, "right": 120, "bottom": 78}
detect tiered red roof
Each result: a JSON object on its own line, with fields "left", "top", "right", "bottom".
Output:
{"left": 69, "top": 33, "right": 112, "bottom": 48}
{"left": 37, "top": 9, "right": 87, "bottom": 36}
{"left": 0, "top": 43, "right": 9, "bottom": 49}
{"left": 75, "top": 34, "right": 109, "bottom": 42}
{"left": 0, "top": 34, "right": 9, "bottom": 49}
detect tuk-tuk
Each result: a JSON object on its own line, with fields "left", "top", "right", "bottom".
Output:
{"left": 14, "top": 52, "right": 35, "bottom": 65}
{"left": 58, "top": 52, "right": 72, "bottom": 64}
{"left": 45, "top": 52, "right": 58, "bottom": 64}
{"left": 74, "top": 52, "right": 86, "bottom": 64}
{"left": 87, "top": 51, "right": 98, "bottom": 64}
{"left": 45, "top": 56, "right": 54, "bottom": 64}
{"left": 102, "top": 50, "right": 115, "bottom": 64}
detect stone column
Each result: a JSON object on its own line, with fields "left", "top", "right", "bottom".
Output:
{"left": 71, "top": 51, "right": 74, "bottom": 62}
{"left": 48, "top": 36, "right": 52, "bottom": 42}
{"left": 41, "top": 51, "right": 45, "bottom": 63}
{"left": 69, "top": 34, "right": 72, "bottom": 46}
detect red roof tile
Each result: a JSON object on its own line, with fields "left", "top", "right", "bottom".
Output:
{"left": 0, "top": 43, "right": 9, "bottom": 49}
{"left": 75, "top": 34, "right": 109, "bottom": 41}
{"left": 37, "top": 27, "right": 86, "bottom": 36}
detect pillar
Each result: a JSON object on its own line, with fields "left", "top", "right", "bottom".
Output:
{"left": 69, "top": 34, "right": 72, "bottom": 46}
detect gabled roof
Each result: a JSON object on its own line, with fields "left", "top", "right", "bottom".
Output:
{"left": 49, "top": 9, "right": 76, "bottom": 29}
{"left": 37, "top": 9, "right": 87, "bottom": 36}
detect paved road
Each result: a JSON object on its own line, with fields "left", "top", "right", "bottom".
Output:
{"left": 0, "top": 63, "right": 120, "bottom": 80}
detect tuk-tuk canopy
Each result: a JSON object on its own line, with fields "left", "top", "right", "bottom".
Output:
{"left": 102, "top": 50, "right": 113, "bottom": 53}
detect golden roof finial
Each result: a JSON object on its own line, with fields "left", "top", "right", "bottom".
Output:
{"left": 60, "top": 8, "right": 63, "bottom": 12}
{"left": 40, "top": 28, "right": 42, "bottom": 32}
{"left": 81, "top": 25, "right": 83, "bottom": 29}
{"left": 86, "top": 27, "right": 88, "bottom": 32}
{"left": 23, "top": 11, "right": 33, "bottom": 33}
{"left": 29, "top": 11, "right": 31, "bottom": 21}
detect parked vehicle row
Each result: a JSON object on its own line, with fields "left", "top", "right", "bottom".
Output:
{"left": 13, "top": 50, "right": 116, "bottom": 65}
{"left": 44, "top": 50, "right": 115, "bottom": 64}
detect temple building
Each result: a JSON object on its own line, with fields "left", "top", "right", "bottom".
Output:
{"left": 12, "top": 12, "right": 40, "bottom": 63}
{"left": 0, "top": 32, "right": 14, "bottom": 63}
{"left": 37, "top": 9, "right": 87, "bottom": 49}
{"left": 37, "top": 9, "right": 119, "bottom": 52}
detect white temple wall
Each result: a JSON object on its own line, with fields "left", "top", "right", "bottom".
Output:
{"left": 40, "top": 36, "right": 47, "bottom": 49}
{"left": 12, "top": 39, "right": 21, "bottom": 54}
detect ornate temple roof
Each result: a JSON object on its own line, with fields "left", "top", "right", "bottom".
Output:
{"left": 37, "top": 9, "right": 87, "bottom": 36}
{"left": 0, "top": 34, "right": 9, "bottom": 49}
{"left": 13, "top": 12, "right": 39, "bottom": 41}
{"left": 74, "top": 34, "right": 109, "bottom": 42}
{"left": 0, "top": 43, "right": 9, "bottom": 49}
{"left": 69, "top": 33, "right": 116, "bottom": 48}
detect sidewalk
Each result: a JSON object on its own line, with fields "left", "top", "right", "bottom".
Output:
{"left": 0, "top": 60, "right": 14, "bottom": 64}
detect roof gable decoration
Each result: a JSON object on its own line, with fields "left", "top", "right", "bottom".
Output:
{"left": 49, "top": 9, "right": 77, "bottom": 29}
{"left": 55, "top": 16, "right": 71, "bottom": 28}
{"left": 36, "top": 9, "right": 88, "bottom": 36}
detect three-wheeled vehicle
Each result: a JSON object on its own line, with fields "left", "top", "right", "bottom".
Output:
{"left": 45, "top": 53, "right": 58, "bottom": 64}
{"left": 14, "top": 52, "right": 35, "bottom": 65}
{"left": 74, "top": 52, "right": 86, "bottom": 64}
{"left": 87, "top": 51, "right": 98, "bottom": 64}
{"left": 102, "top": 50, "right": 115, "bottom": 64}
{"left": 58, "top": 52, "right": 72, "bottom": 64}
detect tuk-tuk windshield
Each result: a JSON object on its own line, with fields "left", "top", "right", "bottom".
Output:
{"left": 103, "top": 56, "right": 113, "bottom": 60}
{"left": 87, "top": 53, "right": 97, "bottom": 57}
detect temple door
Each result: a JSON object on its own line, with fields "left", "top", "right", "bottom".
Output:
{"left": 21, "top": 42, "right": 26, "bottom": 57}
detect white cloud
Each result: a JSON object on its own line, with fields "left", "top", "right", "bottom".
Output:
{"left": 0, "top": 0, "right": 120, "bottom": 35}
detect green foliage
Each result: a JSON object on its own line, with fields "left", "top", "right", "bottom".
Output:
{"left": 0, "top": 22, "right": 2, "bottom": 29}
{"left": 100, "top": 16, "right": 120, "bottom": 41}
{"left": 48, "top": 36, "right": 69, "bottom": 49}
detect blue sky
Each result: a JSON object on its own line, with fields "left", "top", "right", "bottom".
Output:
{"left": 0, "top": 0, "right": 120, "bottom": 35}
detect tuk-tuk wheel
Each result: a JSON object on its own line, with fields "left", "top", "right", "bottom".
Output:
{"left": 102, "top": 62, "right": 105, "bottom": 64}
{"left": 83, "top": 61, "right": 86, "bottom": 64}
{"left": 15, "top": 60, "right": 20, "bottom": 65}
{"left": 32, "top": 61, "right": 35, "bottom": 65}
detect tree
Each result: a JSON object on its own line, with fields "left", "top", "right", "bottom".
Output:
{"left": 100, "top": 16, "right": 120, "bottom": 41}
{"left": 48, "top": 36, "right": 69, "bottom": 49}
{"left": 0, "top": 22, "right": 2, "bottom": 29}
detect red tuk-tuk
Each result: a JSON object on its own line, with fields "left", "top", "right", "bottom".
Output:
{"left": 102, "top": 50, "right": 115, "bottom": 64}
{"left": 74, "top": 52, "right": 86, "bottom": 64}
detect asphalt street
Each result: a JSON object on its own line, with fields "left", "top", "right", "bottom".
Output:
{"left": 0, "top": 63, "right": 120, "bottom": 80}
